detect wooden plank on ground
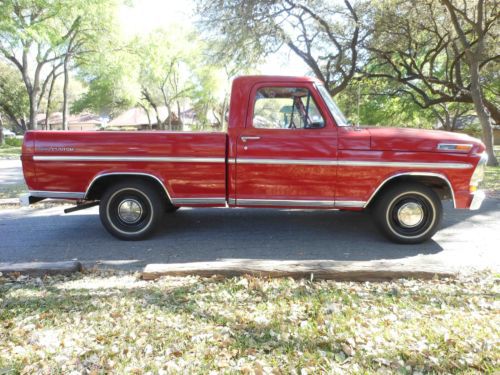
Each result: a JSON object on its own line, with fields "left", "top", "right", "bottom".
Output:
{"left": 142, "top": 259, "right": 455, "bottom": 281}
{"left": 0, "top": 261, "right": 82, "bottom": 277}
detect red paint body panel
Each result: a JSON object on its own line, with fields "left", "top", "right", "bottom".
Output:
{"left": 29, "top": 131, "right": 227, "bottom": 203}
{"left": 22, "top": 75, "right": 485, "bottom": 211}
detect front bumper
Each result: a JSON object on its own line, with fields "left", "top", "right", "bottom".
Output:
{"left": 470, "top": 190, "right": 485, "bottom": 210}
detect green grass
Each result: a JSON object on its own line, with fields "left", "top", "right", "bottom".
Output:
{"left": 484, "top": 166, "right": 500, "bottom": 191}
{"left": 483, "top": 146, "right": 500, "bottom": 191}
{"left": 0, "top": 271, "right": 498, "bottom": 374}
{"left": 0, "top": 145, "right": 21, "bottom": 157}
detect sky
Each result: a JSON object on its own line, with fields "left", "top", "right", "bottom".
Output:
{"left": 118, "top": 0, "right": 311, "bottom": 77}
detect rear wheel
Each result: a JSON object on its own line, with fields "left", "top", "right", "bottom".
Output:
{"left": 99, "top": 180, "right": 165, "bottom": 240}
{"left": 371, "top": 182, "right": 442, "bottom": 244}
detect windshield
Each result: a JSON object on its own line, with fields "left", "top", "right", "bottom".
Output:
{"left": 317, "top": 85, "right": 349, "bottom": 126}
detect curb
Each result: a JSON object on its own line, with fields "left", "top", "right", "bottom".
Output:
{"left": 0, "top": 261, "right": 82, "bottom": 277}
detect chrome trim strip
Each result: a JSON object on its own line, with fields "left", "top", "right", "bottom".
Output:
{"left": 35, "top": 155, "right": 472, "bottom": 169}
{"left": 228, "top": 198, "right": 237, "bottom": 205}
{"left": 85, "top": 172, "right": 173, "bottom": 202}
{"left": 232, "top": 158, "right": 472, "bottom": 169}
{"left": 237, "top": 199, "right": 336, "bottom": 207}
{"left": 334, "top": 200, "right": 366, "bottom": 208}
{"left": 337, "top": 160, "right": 472, "bottom": 169}
{"left": 235, "top": 158, "right": 337, "bottom": 166}
{"left": 171, "top": 198, "right": 226, "bottom": 205}
{"left": 34, "top": 155, "right": 225, "bottom": 163}
{"left": 364, "top": 172, "right": 456, "bottom": 209}
{"left": 29, "top": 190, "right": 85, "bottom": 199}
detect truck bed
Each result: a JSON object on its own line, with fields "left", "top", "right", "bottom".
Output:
{"left": 22, "top": 131, "right": 228, "bottom": 204}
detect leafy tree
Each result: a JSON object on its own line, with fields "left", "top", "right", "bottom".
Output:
{"left": 135, "top": 28, "right": 209, "bottom": 130}
{"left": 0, "top": 0, "right": 119, "bottom": 129}
{"left": 336, "top": 76, "right": 437, "bottom": 128}
{"left": 72, "top": 46, "right": 140, "bottom": 117}
{"left": 441, "top": 0, "right": 499, "bottom": 165}
{"left": 196, "top": 0, "right": 369, "bottom": 96}
{"left": 367, "top": 0, "right": 499, "bottom": 164}
{"left": 0, "top": 61, "right": 29, "bottom": 133}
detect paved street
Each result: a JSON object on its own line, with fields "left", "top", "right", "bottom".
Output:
{"left": 0, "top": 158, "right": 498, "bottom": 272}
{"left": 0, "top": 198, "right": 499, "bottom": 271}
{"left": 0, "top": 159, "right": 24, "bottom": 186}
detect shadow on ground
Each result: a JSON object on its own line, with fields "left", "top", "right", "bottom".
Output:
{"left": 1, "top": 198, "right": 498, "bottom": 269}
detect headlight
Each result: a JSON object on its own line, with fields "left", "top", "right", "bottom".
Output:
{"left": 470, "top": 152, "right": 488, "bottom": 190}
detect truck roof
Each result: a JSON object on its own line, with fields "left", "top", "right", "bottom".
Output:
{"left": 233, "top": 75, "right": 322, "bottom": 85}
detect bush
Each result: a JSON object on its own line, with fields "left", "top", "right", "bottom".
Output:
{"left": 5, "top": 137, "right": 22, "bottom": 147}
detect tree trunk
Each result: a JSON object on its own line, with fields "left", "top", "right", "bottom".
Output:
{"left": 45, "top": 72, "right": 58, "bottom": 131}
{"left": 139, "top": 103, "right": 152, "bottom": 130}
{"left": 221, "top": 97, "right": 228, "bottom": 130}
{"left": 146, "top": 110, "right": 152, "bottom": 129}
{"left": 152, "top": 105, "right": 162, "bottom": 130}
{"left": 0, "top": 113, "right": 4, "bottom": 146}
{"left": 165, "top": 103, "right": 172, "bottom": 131}
{"left": 468, "top": 59, "right": 498, "bottom": 166}
{"left": 62, "top": 55, "right": 70, "bottom": 131}
{"left": 29, "top": 91, "right": 38, "bottom": 130}
{"left": 484, "top": 100, "right": 500, "bottom": 125}
{"left": 176, "top": 101, "right": 183, "bottom": 131}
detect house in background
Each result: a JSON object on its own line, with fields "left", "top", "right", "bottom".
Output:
{"left": 107, "top": 107, "right": 169, "bottom": 130}
{"left": 39, "top": 112, "right": 104, "bottom": 131}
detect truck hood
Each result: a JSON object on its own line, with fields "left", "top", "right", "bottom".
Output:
{"left": 367, "top": 127, "right": 483, "bottom": 152}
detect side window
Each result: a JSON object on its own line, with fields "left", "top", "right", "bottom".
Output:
{"left": 253, "top": 87, "right": 325, "bottom": 129}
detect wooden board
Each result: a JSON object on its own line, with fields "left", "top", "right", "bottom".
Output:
{"left": 142, "top": 258, "right": 456, "bottom": 281}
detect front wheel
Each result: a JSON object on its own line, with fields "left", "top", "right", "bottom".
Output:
{"left": 371, "top": 182, "right": 442, "bottom": 244}
{"left": 99, "top": 180, "right": 165, "bottom": 240}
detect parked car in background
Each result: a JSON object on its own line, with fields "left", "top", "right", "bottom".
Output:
{"left": 2, "top": 129, "right": 16, "bottom": 138}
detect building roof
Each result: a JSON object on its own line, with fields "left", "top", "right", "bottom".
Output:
{"left": 38, "top": 112, "right": 102, "bottom": 125}
{"left": 108, "top": 107, "right": 169, "bottom": 127}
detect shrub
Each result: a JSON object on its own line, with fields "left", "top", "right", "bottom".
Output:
{"left": 5, "top": 137, "right": 22, "bottom": 147}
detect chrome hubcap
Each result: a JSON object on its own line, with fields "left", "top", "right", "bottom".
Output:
{"left": 397, "top": 202, "right": 424, "bottom": 227}
{"left": 117, "top": 199, "right": 143, "bottom": 224}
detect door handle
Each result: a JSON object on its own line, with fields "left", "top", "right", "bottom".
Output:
{"left": 241, "top": 136, "right": 261, "bottom": 142}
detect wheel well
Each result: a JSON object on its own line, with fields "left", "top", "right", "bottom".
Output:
{"left": 86, "top": 174, "right": 171, "bottom": 203}
{"left": 367, "top": 174, "right": 454, "bottom": 208}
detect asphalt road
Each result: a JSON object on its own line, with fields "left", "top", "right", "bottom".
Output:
{"left": 0, "top": 159, "right": 24, "bottom": 186}
{"left": 0, "top": 198, "right": 499, "bottom": 271}
{"left": 1, "top": 158, "right": 498, "bottom": 272}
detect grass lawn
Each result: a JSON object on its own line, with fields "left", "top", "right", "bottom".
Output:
{"left": 0, "top": 271, "right": 498, "bottom": 374}
{"left": 483, "top": 146, "right": 500, "bottom": 192}
{"left": 0, "top": 145, "right": 21, "bottom": 157}
{"left": 484, "top": 165, "right": 500, "bottom": 191}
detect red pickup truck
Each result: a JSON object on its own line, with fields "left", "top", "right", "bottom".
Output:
{"left": 21, "top": 75, "right": 487, "bottom": 243}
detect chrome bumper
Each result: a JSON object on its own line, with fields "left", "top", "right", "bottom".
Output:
{"left": 470, "top": 190, "right": 485, "bottom": 210}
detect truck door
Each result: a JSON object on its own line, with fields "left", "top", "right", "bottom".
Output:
{"left": 234, "top": 83, "right": 338, "bottom": 208}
